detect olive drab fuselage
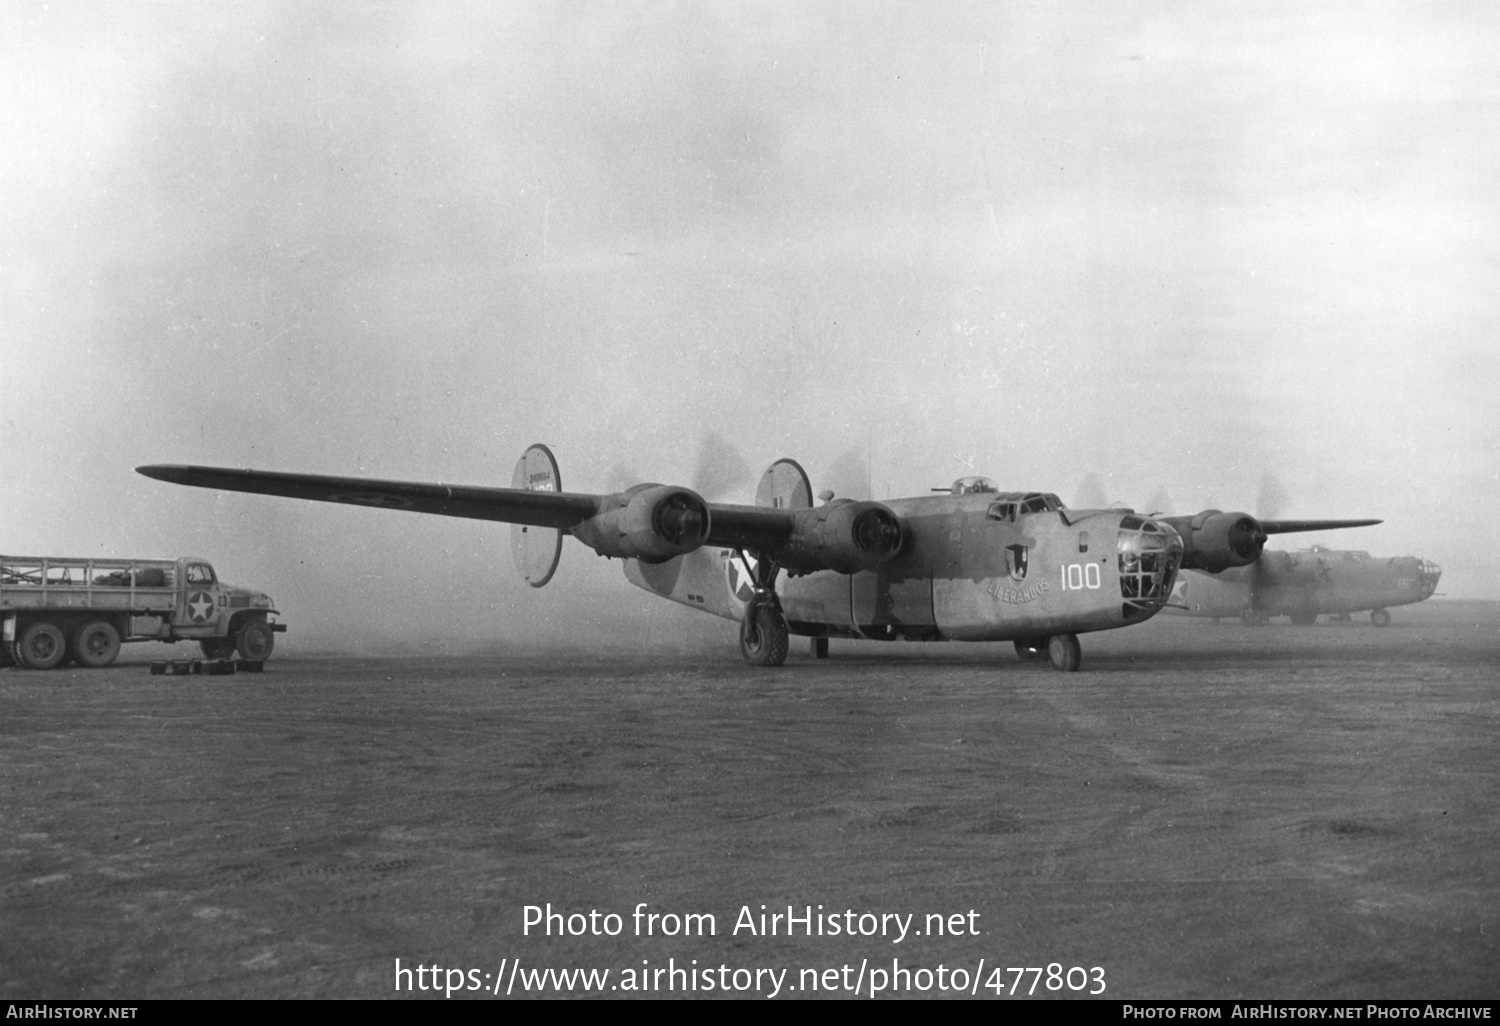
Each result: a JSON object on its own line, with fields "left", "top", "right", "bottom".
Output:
{"left": 1167, "top": 546, "right": 1441, "bottom": 622}
{"left": 625, "top": 490, "right": 1184, "bottom": 644}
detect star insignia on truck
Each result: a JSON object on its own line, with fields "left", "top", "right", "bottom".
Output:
{"left": 187, "top": 591, "right": 215, "bottom": 622}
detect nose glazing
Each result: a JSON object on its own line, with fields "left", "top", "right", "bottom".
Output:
{"left": 1117, "top": 515, "right": 1184, "bottom": 619}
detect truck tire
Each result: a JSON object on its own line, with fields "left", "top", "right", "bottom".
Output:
{"left": 71, "top": 621, "right": 122, "bottom": 668}
{"left": 17, "top": 622, "right": 67, "bottom": 670}
{"left": 200, "top": 637, "right": 236, "bottom": 660}
{"left": 235, "top": 620, "right": 275, "bottom": 661}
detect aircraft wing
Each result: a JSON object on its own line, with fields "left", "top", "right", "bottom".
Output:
{"left": 1258, "top": 519, "right": 1382, "bottom": 534}
{"left": 135, "top": 464, "right": 800, "bottom": 550}
{"left": 701, "top": 503, "right": 797, "bottom": 549}
{"left": 136, "top": 464, "right": 603, "bottom": 529}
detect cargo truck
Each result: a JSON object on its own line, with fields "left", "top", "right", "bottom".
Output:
{"left": 1, "top": 555, "right": 286, "bottom": 669}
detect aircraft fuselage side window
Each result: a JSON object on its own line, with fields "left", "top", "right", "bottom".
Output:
{"left": 986, "top": 501, "right": 1017, "bottom": 523}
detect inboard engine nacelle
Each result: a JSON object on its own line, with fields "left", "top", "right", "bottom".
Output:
{"left": 779, "top": 499, "right": 903, "bottom": 575}
{"left": 1160, "top": 510, "right": 1268, "bottom": 573}
{"left": 570, "top": 484, "right": 711, "bottom": 563}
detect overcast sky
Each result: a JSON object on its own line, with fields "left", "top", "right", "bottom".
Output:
{"left": 3, "top": 2, "right": 1496, "bottom": 650}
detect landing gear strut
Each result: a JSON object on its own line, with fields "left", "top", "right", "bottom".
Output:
{"left": 737, "top": 550, "right": 788, "bottom": 667}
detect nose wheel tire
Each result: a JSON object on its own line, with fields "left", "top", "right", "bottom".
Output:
{"left": 1014, "top": 639, "right": 1047, "bottom": 662}
{"left": 739, "top": 599, "right": 789, "bottom": 667}
{"left": 1047, "top": 633, "right": 1082, "bottom": 672}
{"left": 1370, "top": 608, "right": 1391, "bottom": 628}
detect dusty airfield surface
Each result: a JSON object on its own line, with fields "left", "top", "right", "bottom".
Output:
{"left": 2, "top": 601, "right": 1497, "bottom": 1000}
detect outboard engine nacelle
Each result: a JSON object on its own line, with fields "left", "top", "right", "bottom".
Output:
{"left": 1161, "top": 509, "right": 1268, "bottom": 573}
{"left": 570, "top": 484, "right": 711, "bottom": 563}
{"left": 780, "top": 499, "right": 903, "bottom": 575}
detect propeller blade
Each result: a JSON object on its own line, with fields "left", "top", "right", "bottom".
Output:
{"left": 1256, "top": 472, "right": 1290, "bottom": 521}
{"left": 692, "top": 431, "right": 753, "bottom": 501}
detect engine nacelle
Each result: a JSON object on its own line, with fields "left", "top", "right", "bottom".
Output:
{"left": 570, "top": 484, "right": 710, "bottom": 563}
{"left": 1161, "top": 509, "right": 1268, "bottom": 573}
{"left": 779, "top": 499, "right": 903, "bottom": 575}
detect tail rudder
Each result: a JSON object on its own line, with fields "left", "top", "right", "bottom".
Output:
{"left": 511, "top": 443, "right": 563, "bottom": 587}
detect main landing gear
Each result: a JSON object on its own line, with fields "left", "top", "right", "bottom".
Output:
{"left": 1014, "top": 634, "right": 1082, "bottom": 672}
{"left": 736, "top": 550, "right": 789, "bottom": 667}
{"left": 1370, "top": 608, "right": 1391, "bottom": 628}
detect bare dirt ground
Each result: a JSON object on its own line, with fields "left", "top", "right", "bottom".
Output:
{"left": 2, "top": 600, "right": 1497, "bottom": 1000}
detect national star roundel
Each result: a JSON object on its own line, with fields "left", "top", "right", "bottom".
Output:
{"left": 186, "top": 590, "right": 216, "bottom": 623}
{"left": 726, "top": 552, "right": 757, "bottom": 605}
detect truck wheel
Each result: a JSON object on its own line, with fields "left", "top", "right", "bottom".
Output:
{"left": 235, "top": 620, "right": 275, "bottom": 661}
{"left": 71, "top": 621, "right": 121, "bottom": 668}
{"left": 200, "top": 637, "right": 236, "bottom": 659}
{"left": 18, "top": 622, "right": 67, "bottom": 670}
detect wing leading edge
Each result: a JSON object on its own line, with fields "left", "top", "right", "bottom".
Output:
{"left": 135, "top": 464, "right": 798, "bottom": 551}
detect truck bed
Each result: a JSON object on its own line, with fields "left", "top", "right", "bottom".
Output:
{"left": 0, "top": 555, "right": 180, "bottom": 614}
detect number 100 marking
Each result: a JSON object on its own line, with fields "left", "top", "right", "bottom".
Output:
{"left": 1061, "top": 563, "right": 1101, "bottom": 590}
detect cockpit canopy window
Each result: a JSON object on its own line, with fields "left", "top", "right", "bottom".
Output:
{"left": 985, "top": 491, "right": 1064, "bottom": 522}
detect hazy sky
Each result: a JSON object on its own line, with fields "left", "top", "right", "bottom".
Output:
{"left": 3, "top": 2, "right": 1496, "bottom": 650}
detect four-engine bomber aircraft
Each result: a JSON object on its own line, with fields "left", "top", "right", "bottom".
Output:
{"left": 137, "top": 447, "right": 1379, "bottom": 670}
{"left": 1166, "top": 544, "right": 1441, "bottom": 627}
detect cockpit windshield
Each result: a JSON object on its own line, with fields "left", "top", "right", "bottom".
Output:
{"left": 984, "top": 491, "right": 1065, "bottom": 522}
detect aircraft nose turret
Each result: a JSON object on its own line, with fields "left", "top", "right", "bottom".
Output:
{"left": 1117, "top": 514, "right": 1184, "bottom": 620}
{"left": 1419, "top": 559, "right": 1442, "bottom": 598}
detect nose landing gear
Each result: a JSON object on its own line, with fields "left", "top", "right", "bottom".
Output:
{"left": 1015, "top": 634, "right": 1082, "bottom": 671}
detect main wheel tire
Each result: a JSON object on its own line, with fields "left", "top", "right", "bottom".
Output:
{"left": 17, "top": 622, "right": 67, "bottom": 670}
{"left": 738, "top": 600, "right": 789, "bottom": 667}
{"left": 71, "top": 621, "right": 121, "bottom": 668}
{"left": 235, "top": 620, "right": 275, "bottom": 661}
{"left": 1014, "top": 639, "right": 1047, "bottom": 662}
{"left": 1047, "top": 633, "right": 1082, "bottom": 672}
{"left": 1370, "top": 608, "right": 1391, "bottom": 628}
{"left": 200, "top": 637, "right": 237, "bottom": 660}
{"left": 811, "top": 637, "right": 829, "bottom": 659}
{"left": 1290, "top": 610, "right": 1318, "bottom": 626}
